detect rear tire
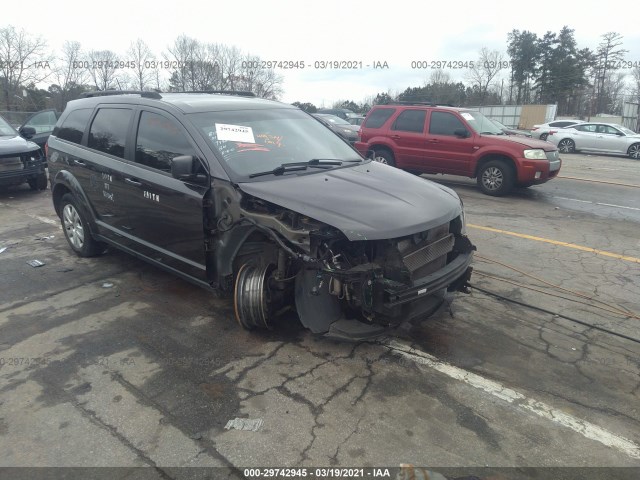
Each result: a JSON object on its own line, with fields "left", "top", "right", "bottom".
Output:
{"left": 477, "top": 160, "right": 514, "bottom": 196}
{"left": 59, "top": 193, "right": 106, "bottom": 257}
{"left": 372, "top": 149, "right": 395, "bottom": 167}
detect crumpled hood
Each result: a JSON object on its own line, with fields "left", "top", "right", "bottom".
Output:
{"left": 239, "top": 161, "right": 462, "bottom": 241}
{"left": 0, "top": 135, "right": 40, "bottom": 155}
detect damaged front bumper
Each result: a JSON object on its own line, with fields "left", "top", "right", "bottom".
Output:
{"left": 295, "top": 233, "right": 476, "bottom": 341}
{"left": 325, "top": 253, "right": 474, "bottom": 341}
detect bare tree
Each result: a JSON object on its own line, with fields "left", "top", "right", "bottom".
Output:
{"left": 48, "top": 41, "right": 88, "bottom": 110}
{"left": 86, "top": 50, "right": 121, "bottom": 91}
{"left": 0, "top": 25, "right": 52, "bottom": 110}
{"left": 593, "top": 32, "right": 628, "bottom": 114}
{"left": 428, "top": 69, "right": 451, "bottom": 85}
{"left": 127, "top": 39, "right": 155, "bottom": 91}
{"left": 164, "top": 35, "right": 199, "bottom": 91}
{"left": 465, "top": 48, "right": 504, "bottom": 104}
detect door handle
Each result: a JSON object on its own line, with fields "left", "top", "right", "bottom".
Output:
{"left": 124, "top": 177, "right": 142, "bottom": 186}
{"left": 427, "top": 139, "right": 440, "bottom": 143}
{"left": 74, "top": 159, "right": 85, "bottom": 166}
{"left": 390, "top": 135, "right": 401, "bottom": 139}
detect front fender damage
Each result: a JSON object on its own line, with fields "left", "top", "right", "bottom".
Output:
{"left": 222, "top": 193, "right": 475, "bottom": 341}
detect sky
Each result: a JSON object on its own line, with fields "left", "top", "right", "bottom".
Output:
{"left": 3, "top": 0, "right": 639, "bottom": 107}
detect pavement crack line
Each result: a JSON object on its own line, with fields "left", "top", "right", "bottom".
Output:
{"left": 38, "top": 375, "right": 176, "bottom": 478}
{"left": 379, "top": 339, "right": 640, "bottom": 460}
{"left": 109, "top": 371, "right": 238, "bottom": 469}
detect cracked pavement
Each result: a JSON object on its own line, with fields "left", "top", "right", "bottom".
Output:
{"left": 0, "top": 153, "right": 639, "bottom": 475}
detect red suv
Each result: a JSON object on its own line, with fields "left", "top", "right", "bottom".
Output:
{"left": 355, "top": 104, "right": 561, "bottom": 196}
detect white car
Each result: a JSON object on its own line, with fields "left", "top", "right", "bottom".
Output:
{"left": 546, "top": 122, "right": 640, "bottom": 158}
{"left": 531, "top": 119, "right": 585, "bottom": 140}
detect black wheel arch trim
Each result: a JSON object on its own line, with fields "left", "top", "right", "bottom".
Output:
{"left": 52, "top": 170, "right": 99, "bottom": 236}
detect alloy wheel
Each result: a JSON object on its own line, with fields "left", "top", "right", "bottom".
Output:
{"left": 63, "top": 204, "right": 85, "bottom": 249}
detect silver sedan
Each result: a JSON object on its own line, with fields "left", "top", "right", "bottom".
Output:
{"left": 531, "top": 119, "right": 585, "bottom": 140}
{"left": 546, "top": 122, "right": 640, "bottom": 159}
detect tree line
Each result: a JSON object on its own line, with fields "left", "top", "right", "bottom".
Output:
{"left": 295, "top": 28, "right": 640, "bottom": 118}
{"left": 1, "top": 24, "right": 639, "bottom": 118}
{"left": 0, "top": 25, "right": 284, "bottom": 112}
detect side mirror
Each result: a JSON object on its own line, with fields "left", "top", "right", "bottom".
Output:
{"left": 454, "top": 128, "right": 470, "bottom": 138}
{"left": 20, "top": 126, "right": 36, "bottom": 139}
{"left": 616, "top": 131, "right": 624, "bottom": 136}
{"left": 171, "top": 155, "right": 195, "bottom": 180}
{"left": 171, "top": 155, "right": 209, "bottom": 184}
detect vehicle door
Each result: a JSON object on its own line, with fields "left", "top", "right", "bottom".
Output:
{"left": 595, "top": 125, "right": 627, "bottom": 153}
{"left": 424, "top": 111, "right": 475, "bottom": 174}
{"left": 571, "top": 124, "right": 598, "bottom": 149}
{"left": 387, "top": 109, "right": 427, "bottom": 168}
{"left": 71, "top": 106, "right": 134, "bottom": 243}
{"left": 117, "top": 108, "right": 209, "bottom": 282}
{"left": 19, "top": 109, "right": 59, "bottom": 149}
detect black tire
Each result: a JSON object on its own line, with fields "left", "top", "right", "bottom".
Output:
{"left": 628, "top": 143, "right": 640, "bottom": 159}
{"left": 372, "top": 149, "right": 395, "bottom": 167}
{"left": 28, "top": 173, "right": 48, "bottom": 191}
{"left": 59, "top": 193, "right": 106, "bottom": 257}
{"left": 539, "top": 133, "right": 548, "bottom": 141}
{"left": 477, "top": 160, "right": 515, "bottom": 196}
{"left": 557, "top": 138, "right": 575, "bottom": 154}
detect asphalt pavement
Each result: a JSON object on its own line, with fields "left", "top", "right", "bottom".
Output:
{"left": 0, "top": 153, "right": 639, "bottom": 479}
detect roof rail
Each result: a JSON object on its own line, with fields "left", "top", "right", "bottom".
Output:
{"left": 181, "top": 90, "right": 256, "bottom": 97}
{"left": 390, "top": 101, "right": 456, "bottom": 107}
{"left": 81, "top": 90, "right": 163, "bottom": 99}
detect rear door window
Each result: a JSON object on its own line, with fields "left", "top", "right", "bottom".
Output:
{"left": 391, "top": 110, "right": 426, "bottom": 133}
{"left": 88, "top": 108, "right": 133, "bottom": 158}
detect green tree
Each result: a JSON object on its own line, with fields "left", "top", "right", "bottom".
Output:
{"left": 291, "top": 101, "right": 317, "bottom": 113}
{"left": 507, "top": 29, "right": 538, "bottom": 104}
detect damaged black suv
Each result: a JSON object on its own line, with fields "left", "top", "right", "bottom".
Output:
{"left": 47, "top": 91, "right": 475, "bottom": 340}
{"left": 0, "top": 114, "right": 47, "bottom": 191}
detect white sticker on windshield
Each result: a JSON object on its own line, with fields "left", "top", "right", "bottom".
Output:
{"left": 215, "top": 124, "right": 255, "bottom": 143}
{"left": 461, "top": 112, "right": 474, "bottom": 120}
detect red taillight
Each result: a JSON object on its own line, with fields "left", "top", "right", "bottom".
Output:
{"left": 548, "top": 130, "right": 557, "bottom": 136}
{"left": 532, "top": 127, "right": 539, "bottom": 131}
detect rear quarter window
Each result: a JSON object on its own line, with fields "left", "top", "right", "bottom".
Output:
{"left": 88, "top": 108, "right": 133, "bottom": 158}
{"left": 54, "top": 108, "right": 93, "bottom": 145}
{"left": 364, "top": 108, "right": 395, "bottom": 129}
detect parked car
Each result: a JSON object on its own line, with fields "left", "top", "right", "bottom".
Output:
{"left": 316, "top": 108, "right": 359, "bottom": 120}
{"left": 355, "top": 103, "right": 561, "bottom": 196}
{"left": 313, "top": 113, "right": 359, "bottom": 144}
{"left": 347, "top": 116, "right": 366, "bottom": 126}
{"left": 18, "top": 109, "right": 61, "bottom": 151}
{"left": 47, "top": 90, "right": 475, "bottom": 340}
{"left": 531, "top": 119, "right": 585, "bottom": 141}
{"left": 0, "top": 114, "right": 48, "bottom": 191}
{"left": 489, "top": 118, "right": 532, "bottom": 137}
{"left": 546, "top": 122, "right": 640, "bottom": 158}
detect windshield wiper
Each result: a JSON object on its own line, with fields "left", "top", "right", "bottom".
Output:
{"left": 249, "top": 159, "right": 342, "bottom": 178}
